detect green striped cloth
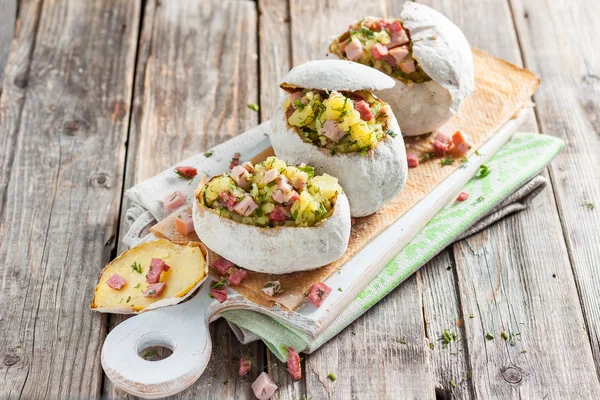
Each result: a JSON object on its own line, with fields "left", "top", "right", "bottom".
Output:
{"left": 221, "top": 133, "right": 564, "bottom": 361}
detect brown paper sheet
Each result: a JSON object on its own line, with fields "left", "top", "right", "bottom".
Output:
{"left": 151, "top": 48, "right": 540, "bottom": 311}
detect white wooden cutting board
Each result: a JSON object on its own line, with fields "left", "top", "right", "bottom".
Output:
{"left": 101, "top": 108, "right": 530, "bottom": 398}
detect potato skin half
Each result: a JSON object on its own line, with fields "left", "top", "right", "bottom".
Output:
{"left": 192, "top": 180, "right": 351, "bottom": 274}
{"left": 270, "top": 107, "right": 408, "bottom": 217}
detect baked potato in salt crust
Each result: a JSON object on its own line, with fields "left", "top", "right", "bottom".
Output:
{"left": 193, "top": 157, "right": 351, "bottom": 274}
{"left": 91, "top": 240, "right": 208, "bottom": 314}
{"left": 323, "top": 2, "right": 475, "bottom": 136}
{"left": 269, "top": 59, "right": 408, "bottom": 217}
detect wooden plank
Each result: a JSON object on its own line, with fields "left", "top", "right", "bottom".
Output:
{"left": 453, "top": 181, "right": 600, "bottom": 397}
{"left": 103, "top": 0, "right": 263, "bottom": 398}
{"left": 0, "top": 0, "right": 16, "bottom": 86}
{"left": 0, "top": 0, "right": 140, "bottom": 398}
{"left": 510, "top": 0, "right": 600, "bottom": 375}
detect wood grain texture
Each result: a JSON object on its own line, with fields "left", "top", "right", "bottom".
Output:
{"left": 509, "top": 0, "right": 600, "bottom": 376}
{"left": 104, "top": 0, "right": 265, "bottom": 398}
{"left": 0, "top": 0, "right": 139, "bottom": 398}
{"left": 0, "top": 0, "right": 17, "bottom": 86}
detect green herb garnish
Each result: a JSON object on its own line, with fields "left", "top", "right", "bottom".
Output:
{"left": 211, "top": 277, "right": 229, "bottom": 289}
{"left": 449, "top": 379, "right": 456, "bottom": 388}
{"left": 142, "top": 348, "right": 158, "bottom": 359}
{"left": 440, "top": 157, "right": 455, "bottom": 166}
{"left": 298, "top": 164, "right": 315, "bottom": 178}
{"left": 247, "top": 103, "right": 259, "bottom": 112}
{"left": 337, "top": 287, "right": 343, "bottom": 292}
{"left": 130, "top": 261, "right": 142, "bottom": 274}
{"left": 469, "top": 314, "right": 474, "bottom": 319}
{"left": 429, "top": 343, "right": 435, "bottom": 350}
{"left": 386, "top": 129, "right": 397, "bottom": 138}
{"left": 501, "top": 331, "right": 509, "bottom": 340}
{"left": 583, "top": 202, "right": 595, "bottom": 210}
{"left": 440, "top": 329, "right": 457, "bottom": 348}
{"left": 486, "top": 332, "right": 494, "bottom": 340}
{"left": 396, "top": 337, "right": 407, "bottom": 345}
{"left": 460, "top": 156, "right": 469, "bottom": 168}
{"left": 126, "top": 296, "right": 131, "bottom": 303}
{"left": 204, "top": 150, "right": 214, "bottom": 158}
{"left": 475, "top": 164, "right": 491, "bottom": 179}
{"left": 328, "top": 372, "right": 337, "bottom": 381}
{"left": 418, "top": 152, "right": 435, "bottom": 163}
{"left": 360, "top": 148, "right": 368, "bottom": 157}
{"left": 330, "top": 148, "right": 336, "bottom": 156}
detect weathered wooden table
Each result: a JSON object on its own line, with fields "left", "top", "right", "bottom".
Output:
{"left": 0, "top": 0, "right": 599, "bottom": 398}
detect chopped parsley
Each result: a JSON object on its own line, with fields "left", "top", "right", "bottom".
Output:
{"left": 126, "top": 296, "right": 131, "bottom": 303}
{"left": 475, "top": 164, "right": 491, "bottom": 179}
{"left": 460, "top": 156, "right": 469, "bottom": 168}
{"left": 583, "top": 202, "right": 595, "bottom": 210}
{"left": 476, "top": 196, "right": 486, "bottom": 203}
{"left": 386, "top": 129, "right": 397, "bottom": 138}
{"left": 475, "top": 150, "right": 483, "bottom": 156}
{"left": 330, "top": 148, "right": 336, "bottom": 156}
{"left": 204, "top": 150, "right": 214, "bottom": 158}
{"left": 469, "top": 314, "right": 475, "bottom": 319}
{"left": 429, "top": 343, "right": 435, "bottom": 350}
{"left": 486, "top": 332, "right": 494, "bottom": 340}
{"left": 440, "top": 329, "right": 457, "bottom": 348}
{"left": 130, "top": 261, "right": 142, "bottom": 274}
{"left": 449, "top": 379, "right": 456, "bottom": 388}
{"left": 337, "top": 287, "right": 343, "bottom": 292}
{"left": 501, "top": 331, "right": 509, "bottom": 340}
{"left": 395, "top": 337, "right": 407, "bottom": 345}
{"left": 360, "top": 148, "right": 368, "bottom": 157}
{"left": 211, "top": 277, "right": 229, "bottom": 289}
{"left": 440, "top": 157, "right": 455, "bottom": 166}
{"left": 298, "top": 164, "right": 315, "bottom": 178}
{"left": 418, "top": 152, "right": 435, "bottom": 163}
{"left": 328, "top": 372, "right": 337, "bottom": 381}
{"left": 247, "top": 103, "right": 259, "bottom": 112}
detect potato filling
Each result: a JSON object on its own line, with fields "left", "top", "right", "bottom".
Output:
{"left": 329, "top": 17, "right": 431, "bottom": 83}
{"left": 283, "top": 89, "right": 394, "bottom": 154}
{"left": 202, "top": 157, "right": 342, "bottom": 227}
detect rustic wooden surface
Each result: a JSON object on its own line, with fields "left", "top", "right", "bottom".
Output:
{"left": 0, "top": 0, "right": 599, "bottom": 399}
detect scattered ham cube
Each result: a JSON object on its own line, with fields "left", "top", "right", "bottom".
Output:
{"left": 287, "top": 347, "right": 302, "bottom": 381}
{"left": 432, "top": 132, "right": 453, "bottom": 156}
{"left": 239, "top": 356, "right": 251, "bottom": 376}
{"left": 229, "top": 152, "right": 241, "bottom": 170}
{"left": 272, "top": 189, "right": 299, "bottom": 205}
{"left": 175, "top": 211, "right": 194, "bottom": 236}
{"left": 320, "top": 119, "right": 345, "bottom": 143}
{"left": 387, "top": 29, "right": 410, "bottom": 49}
{"left": 212, "top": 258, "right": 235, "bottom": 275}
{"left": 106, "top": 273, "right": 127, "bottom": 290}
{"left": 407, "top": 152, "right": 419, "bottom": 168}
{"left": 269, "top": 205, "right": 291, "bottom": 222}
{"left": 307, "top": 282, "right": 332, "bottom": 308}
{"left": 277, "top": 176, "right": 294, "bottom": 193}
{"left": 451, "top": 131, "right": 472, "bottom": 155}
{"left": 144, "top": 282, "right": 166, "bottom": 298}
{"left": 219, "top": 191, "right": 239, "bottom": 211}
{"left": 388, "top": 46, "right": 409, "bottom": 64}
{"left": 263, "top": 168, "right": 279, "bottom": 185}
{"left": 399, "top": 61, "right": 416, "bottom": 74}
{"left": 231, "top": 165, "right": 251, "bottom": 189}
{"left": 353, "top": 100, "right": 374, "bottom": 121}
{"left": 228, "top": 268, "right": 248, "bottom": 286}
{"left": 252, "top": 372, "right": 278, "bottom": 400}
{"left": 345, "top": 37, "right": 363, "bottom": 61}
{"left": 234, "top": 195, "right": 258, "bottom": 216}
{"left": 146, "top": 258, "right": 170, "bottom": 284}
{"left": 457, "top": 192, "right": 469, "bottom": 202}
{"left": 163, "top": 190, "right": 187, "bottom": 212}
{"left": 370, "top": 42, "right": 389, "bottom": 60}
{"left": 210, "top": 287, "right": 228, "bottom": 303}
{"left": 175, "top": 166, "right": 197, "bottom": 179}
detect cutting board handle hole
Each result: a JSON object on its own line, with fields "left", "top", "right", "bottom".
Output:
{"left": 136, "top": 332, "right": 176, "bottom": 362}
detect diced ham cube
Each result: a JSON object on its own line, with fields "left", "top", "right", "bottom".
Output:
{"left": 451, "top": 131, "right": 472, "bottom": 155}
{"left": 407, "top": 152, "right": 419, "bottom": 168}
{"left": 370, "top": 42, "right": 389, "bottom": 60}
{"left": 381, "top": 19, "right": 403, "bottom": 33}
{"left": 339, "top": 37, "right": 350, "bottom": 52}
{"left": 144, "top": 282, "right": 166, "bottom": 298}
{"left": 210, "top": 287, "right": 227, "bottom": 303}
{"left": 345, "top": 37, "right": 364, "bottom": 61}
{"left": 231, "top": 165, "right": 251, "bottom": 189}
{"left": 319, "top": 119, "right": 345, "bottom": 143}
{"left": 229, "top": 152, "right": 241, "bottom": 170}
{"left": 163, "top": 191, "right": 187, "bottom": 212}
{"left": 272, "top": 189, "right": 299, "bottom": 205}
{"left": 252, "top": 372, "right": 278, "bottom": 400}
{"left": 228, "top": 268, "right": 248, "bottom": 286}
{"left": 307, "top": 282, "right": 332, "bottom": 308}
{"left": 233, "top": 195, "right": 258, "bottom": 216}
{"left": 146, "top": 258, "right": 170, "bottom": 284}
{"left": 290, "top": 176, "right": 306, "bottom": 191}
{"left": 387, "top": 29, "right": 410, "bottom": 49}
{"left": 263, "top": 168, "right": 279, "bottom": 185}
{"left": 433, "top": 132, "right": 453, "bottom": 156}
{"left": 287, "top": 347, "right": 302, "bottom": 381}
{"left": 457, "top": 192, "right": 469, "bottom": 202}
{"left": 175, "top": 211, "right": 194, "bottom": 236}
{"left": 289, "top": 91, "right": 307, "bottom": 108}
{"left": 269, "top": 205, "right": 291, "bottom": 222}
{"left": 399, "top": 61, "right": 416, "bottom": 74}
{"left": 277, "top": 175, "right": 294, "bottom": 193}
{"left": 353, "top": 100, "right": 374, "bottom": 121}
{"left": 239, "top": 356, "right": 251, "bottom": 376}
{"left": 175, "top": 166, "right": 197, "bottom": 179}
{"left": 106, "top": 273, "right": 127, "bottom": 290}
{"left": 212, "top": 258, "right": 235, "bottom": 275}
{"left": 388, "top": 46, "right": 409, "bottom": 64}
{"left": 218, "top": 191, "right": 239, "bottom": 211}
